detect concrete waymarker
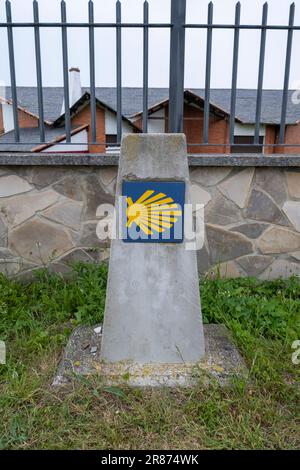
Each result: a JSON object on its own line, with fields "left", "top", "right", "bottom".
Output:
{"left": 100, "top": 134, "right": 205, "bottom": 380}
{"left": 53, "top": 134, "right": 248, "bottom": 388}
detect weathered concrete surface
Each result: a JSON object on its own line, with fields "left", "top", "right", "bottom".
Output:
{"left": 101, "top": 134, "right": 205, "bottom": 364}
{"left": 53, "top": 324, "right": 103, "bottom": 386}
{"left": 1, "top": 153, "right": 300, "bottom": 166}
{"left": 53, "top": 324, "right": 247, "bottom": 387}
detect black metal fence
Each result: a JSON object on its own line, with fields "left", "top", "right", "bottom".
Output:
{"left": 0, "top": 0, "right": 300, "bottom": 152}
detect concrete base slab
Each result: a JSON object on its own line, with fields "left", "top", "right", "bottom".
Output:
{"left": 53, "top": 324, "right": 248, "bottom": 387}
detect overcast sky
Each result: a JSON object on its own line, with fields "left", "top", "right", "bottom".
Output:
{"left": 0, "top": 0, "right": 300, "bottom": 89}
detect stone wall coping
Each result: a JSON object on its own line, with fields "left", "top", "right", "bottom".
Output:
{"left": 1, "top": 153, "right": 300, "bottom": 167}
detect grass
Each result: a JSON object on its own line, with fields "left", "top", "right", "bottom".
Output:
{"left": 0, "top": 263, "right": 299, "bottom": 450}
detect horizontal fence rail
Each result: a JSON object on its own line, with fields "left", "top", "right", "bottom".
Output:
{"left": 0, "top": 0, "right": 300, "bottom": 154}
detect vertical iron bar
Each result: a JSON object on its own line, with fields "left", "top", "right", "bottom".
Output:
{"left": 203, "top": 1, "right": 213, "bottom": 144}
{"left": 116, "top": 1, "right": 122, "bottom": 143}
{"left": 89, "top": 0, "right": 97, "bottom": 143}
{"left": 229, "top": 2, "right": 241, "bottom": 146}
{"left": 254, "top": 2, "right": 268, "bottom": 144}
{"left": 33, "top": 0, "right": 45, "bottom": 143}
{"left": 279, "top": 2, "right": 295, "bottom": 144}
{"left": 143, "top": 1, "right": 149, "bottom": 133}
{"left": 169, "top": 0, "right": 186, "bottom": 133}
{"left": 5, "top": 0, "right": 20, "bottom": 142}
{"left": 61, "top": 0, "right": 71, "bottom": 142}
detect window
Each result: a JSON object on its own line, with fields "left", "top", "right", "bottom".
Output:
{"left": 106, "top": 134, "right": 119, "bottom": 154}
{"left": 231, "top": 136, "right": 264, "bottom": 154}
{"left": 106, "top": 134, "right": 118, "bottom": 145}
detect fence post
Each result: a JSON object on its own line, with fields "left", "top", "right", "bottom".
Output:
{"left": 169, "top": 0, "right": 186, "bottom": 133}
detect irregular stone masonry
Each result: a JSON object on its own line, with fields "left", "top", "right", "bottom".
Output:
{"left": 0, "top": 165, "right": 300, "bottom": 279}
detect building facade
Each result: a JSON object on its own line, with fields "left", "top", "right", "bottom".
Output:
{"left": 1, "top": 69, "right": 300, "bottom": 154}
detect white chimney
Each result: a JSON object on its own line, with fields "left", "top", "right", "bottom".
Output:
{"left": 61, "top": 67, "right": 82, "bottom": 116}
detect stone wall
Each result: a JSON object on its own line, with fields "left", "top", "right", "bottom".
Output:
{"left": 0, "top": 162, "right": 300, "bottom": 279}
{"left": 191, "top": 166, "right": 300, "bottom": 279}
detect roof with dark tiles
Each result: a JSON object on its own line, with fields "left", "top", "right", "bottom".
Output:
{"left": 0, "top": 126, "right": 82, "bottom": 152}
{"left": 3, "top": 87, "right": 300, "bottom": 125}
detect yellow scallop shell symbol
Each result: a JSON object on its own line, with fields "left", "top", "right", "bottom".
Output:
{"left": 126, "top": 189, "right": 182, "bottom": 235}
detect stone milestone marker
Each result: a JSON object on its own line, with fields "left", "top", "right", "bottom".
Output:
{"left": 52, "top": 133, "right": 247, "bottom": 388}
{"left": 100, "top": 134, "right": 205, "bottom": 379}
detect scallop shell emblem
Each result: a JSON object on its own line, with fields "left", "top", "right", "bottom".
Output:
{"left": 126, "top": 189, "right": 182, "bottom": 235}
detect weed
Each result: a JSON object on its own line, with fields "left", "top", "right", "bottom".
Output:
{"left": 0, "top": 265, "right": 299, "bottom": 449}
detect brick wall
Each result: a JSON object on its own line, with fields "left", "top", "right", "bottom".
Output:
{"left": 282, "top": 122, "right": 300, "bottom": 154}
{"left": 0, "top": 103, "right": 39, "bottom": 134}
{"left": 17, "top": 109, "right": 39, "bottom": 129}
{"left": 71, "top": 104, "right": 106, "bottom": 153}
{"left": 0, "top": 105, "right": 3, "bottom": 134}
{"left": 264, "top": 123, "right": 300, "bottom": 155}
{"left": 3, "top": 99, "right": 300, "bottom": 155}
{"left": 165, "top": 103, "right": 230, "bottom": 154}
{"left": 0, "top": 102, "right": 107, "bottom": 153}
{"left": 183, "top": 107, "right": 229, "bottom": 154}
{"left": 139, "top": 101, "right": 300, "bottom": 155}
{"left": 264, "top": 125, "right": 277, "bottom": 154}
